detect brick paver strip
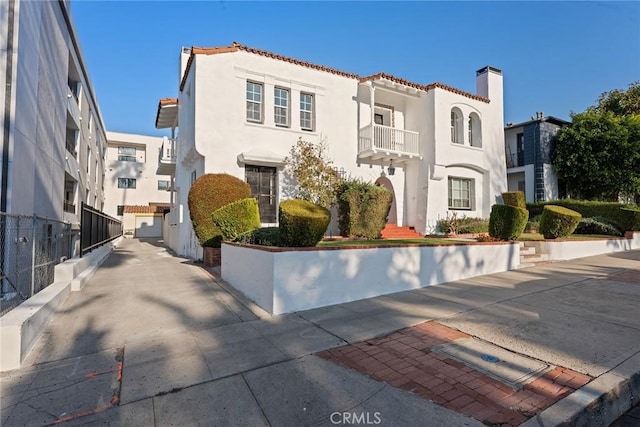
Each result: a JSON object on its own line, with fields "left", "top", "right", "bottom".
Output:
{"left": 316, "top": 321, "right": 593, "bottom": 426}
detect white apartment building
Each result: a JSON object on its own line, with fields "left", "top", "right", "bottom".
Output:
{"left": 0, "top": 0, "right": 107, "bottom": 243}
{"left": 156, "top": 43, "right": 507, "bottom": 259}
{"left": 104, "top": 132, "right": 173, "bottom": 236}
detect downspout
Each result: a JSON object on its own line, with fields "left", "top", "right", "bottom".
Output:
{"left": 1, "top": 0, "right": 16, "bottom": 213}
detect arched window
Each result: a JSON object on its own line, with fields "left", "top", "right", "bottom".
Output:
{"left": 469, "top": 112, "right": 482, "bottom": 147}
{"left": 451, "top": 108, "right": 463, "bottom": 144}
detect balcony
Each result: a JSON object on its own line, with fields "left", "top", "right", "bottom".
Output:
{"left": 358, "top": 124, "right": 421, "bottom": 164}
{"left": 506, "top": 152, "right": 525, "bottom": 169}
{"left": 156, "top": 138, "right": 176, "bottom": 175}
{"left": 63, "top": 201, "right": 76, "bottom": 214}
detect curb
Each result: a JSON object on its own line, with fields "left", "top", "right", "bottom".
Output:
{"left": 521, "top": 352, "right": 640, "bottom": 427}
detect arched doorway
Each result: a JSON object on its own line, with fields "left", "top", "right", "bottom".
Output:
{"left": 375, "top": 176, "right": 397, "bottom": 225}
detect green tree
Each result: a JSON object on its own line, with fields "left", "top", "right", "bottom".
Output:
{"left": 283, "top": 137, "right": 341, "bottom": 209}
{"left": 553, "top": 110, "right": 640, "bottom": 201}
{"left": 592, "top": 81, "right": 640, "bottom": 116}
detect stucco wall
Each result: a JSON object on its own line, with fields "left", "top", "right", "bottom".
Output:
{"left": 222, "top": 242, "right": 519, "bottom": 315}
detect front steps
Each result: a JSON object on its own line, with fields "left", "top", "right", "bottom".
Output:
{"left": 518, "top": 241, "right": 551, "bottom": 268}
{"left": 381, "top": 224, "right": 424, "bottom": 239}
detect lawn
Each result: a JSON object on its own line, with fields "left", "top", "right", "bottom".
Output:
{"left": 317, "top": 237, "right": 468, "bottom": 247}
{"left": 518, "top": 233, "right": 620, "bottom": 241}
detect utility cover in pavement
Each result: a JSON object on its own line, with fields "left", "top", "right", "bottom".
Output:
{"left": 432, "top": 338, "right": 551, "bottom": 389}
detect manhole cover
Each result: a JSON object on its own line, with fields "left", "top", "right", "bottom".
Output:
{"left": 432, "top": 338, "right": 550, "bottom": 389}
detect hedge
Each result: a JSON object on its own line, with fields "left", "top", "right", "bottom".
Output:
{"left": 539, "top": 205, "right": 582, "bottom": 239}
{"left": 211, "top": 198, "right": 261, "bottom": 241}
{"left": 279, "top": 199, "right": 330, "bottom": 247}
{"left": 488, "top": 204, "right": 529, "bottom": 241}
{"left": 527, "top": 200, "right": 640, "bottom": 231}
{"left": 337, "top": 180, "right": 392, "bottom": 239}
{"left": 234, "top": 227, "right": 280, "bottom": 246}
{"left": 502, "top": 191, "right": 526, "bottom": 209}
{"left": 436, "top": 217, "right": 489, "bottom": 235}
{"left": 187, "top": 173, "right": 251, "bottom": 247}
{"left": 575, "top": 217, "right": 623, "bottom": 236}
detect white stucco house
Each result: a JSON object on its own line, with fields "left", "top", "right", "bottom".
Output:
{"left": 104, "top": 131, "right": 173, "bottom": 237}
{"left": 155, "top": 43, "right": 507, "bottom": 259}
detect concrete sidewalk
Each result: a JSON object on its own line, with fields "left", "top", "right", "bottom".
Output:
{"left": 1, "top": 238, "right": 638, "bottom": 426}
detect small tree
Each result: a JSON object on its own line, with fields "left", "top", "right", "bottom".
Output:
{"left": 283, "top": 137, "right": 341, "bottom": 209}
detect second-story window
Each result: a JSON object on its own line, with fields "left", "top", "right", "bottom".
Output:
{"left": 118, "top": 146, "right": 136, "bottom": 162}
{"left": 118, "top": 178, "right": 136, "bottom": 189}
{"left": 246, "top": 81, "right": 263, "bottom": 123}
{"left": 274, "top": 87, "right": 289, "bottom": 127}
{"left": 451, "top": 108, "right": 463, "bottom": 144}
{"left": 300, "top": 93, "right": 314, "bottom": 131}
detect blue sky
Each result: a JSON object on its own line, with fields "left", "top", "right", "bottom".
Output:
{"left": 70, "top": 1, "right": 640, "bottom": 137}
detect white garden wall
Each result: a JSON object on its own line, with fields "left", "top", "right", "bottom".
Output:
{"left": 222, "top": 242, "right": 519, "bottom": 315}
{"left": 527, "top": 233, "right": 640, "bottom": 261}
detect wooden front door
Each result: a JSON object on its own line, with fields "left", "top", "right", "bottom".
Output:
{"left": 245, "top": 165, "right": 277, "bottom": 223}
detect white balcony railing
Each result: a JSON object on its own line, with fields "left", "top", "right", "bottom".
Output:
{"left": 157, "top": 138, "right": 176, "bottom": 175}
{"left": 358, "top": 124, "right": 420, "bottom": 158}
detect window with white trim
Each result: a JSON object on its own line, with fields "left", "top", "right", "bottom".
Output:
{"left": 118, "top": 178, "right": 137, "bottom": 189}
{"left": 300, "top": 92, "right": 314, "bottom": 131}
{"left": 246, "top": 81, "right": 263, "bottom": 123}
{"left": 469, "top": 112, "right": 482, "bottom": 147}
{"left": 118, "top": 146, "right": 136, "bottom": 162}
{"left": 274, "top": 87, "right": 289, "bottom": 127}
{"left": 448, "top": 177, "right": 474, "bottom": 210}
{"left": 158, "top": 180, "right": 171, "bottom": 190}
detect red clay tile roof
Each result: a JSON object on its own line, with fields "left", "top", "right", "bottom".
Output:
{"left": 123, "top": 205, "right": 166, "bottom": 214}
{"left": 178, "top": 43, "right": 489, "bottom": 103}
{"left": 155, "top": 98, "right": 178, "bottom": 129}
{"left": 360, "top": 72, "right": 489, "bottom": 103}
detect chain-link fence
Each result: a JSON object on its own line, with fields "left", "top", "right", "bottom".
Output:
{"left": 0, "top": 213, "right": 73, "bottom": 316}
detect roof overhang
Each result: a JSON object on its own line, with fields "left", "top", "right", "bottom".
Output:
{"left": 237, "top": 149, "right": 286, "bottom": 167}
{"left": 155, "top": 98, "right": 178, "bottom": 129}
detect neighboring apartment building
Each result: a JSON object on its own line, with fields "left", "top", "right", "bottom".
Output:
{"left": 104, "top": 132, "right": 172, "bottom": 237}
{"left": 0, "top": 0, "right": 107, "bottom": 248}
{"left": 504, "top": 113, "right": 569, "bottom": 203}
{"left": 156, "top": 43, "right": 507, "bottom": 259}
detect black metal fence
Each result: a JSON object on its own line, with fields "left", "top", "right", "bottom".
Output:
{"left": 80, "top": 203, "right": 122, "bottom": 256}
{"left": 0, "top": 213, "right": 73, "bottom": 315}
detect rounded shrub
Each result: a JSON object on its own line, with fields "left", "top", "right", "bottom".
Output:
{"left": 539, "top": 205, "right": 582, "bottom": 239}
{"left": 502, "top": 191, "right": 526, "bottom": 209}
{"left": 211, "top": 198, "right": 261, "bottom": 241}
{"left": 187, "top": 173, "right": 251, "bottom": 247}
{"left": 620, "top": 208, "right": 640, "bottom": 231}
{"left": 336, "top": 179, "right": 392, "bottom": 239}
{"left": 234, "top": 227, "right": 280, "bottom": 246}
{"left": 488, "top": 204, "right": 529, "bottom": 241}
{"left": 279, "top": 199, "right": 330, "bottom": 247}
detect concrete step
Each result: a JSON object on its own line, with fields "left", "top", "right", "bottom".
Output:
{"left": 381, "top": 225, "right": 423, "bottom": 239}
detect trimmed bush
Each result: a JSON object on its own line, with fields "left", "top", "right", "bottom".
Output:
{"left": 188, "top": 173, "right": 251, "bottom": 247}
{"left": 575, "top": 217, "right": 623, "bottom": 236}
{"left": 436, "top": 217, "right": 489, "bottom": 235}
{"left": 525, "top": 220, "right": 539, "bottom": 233}
{"left": 527, "top": 200, "right": 639, "bottom": 231}
{"left": 337, "top": 179, "right": 393, "bottom": 239}
{"left": 539, "top": 205, "right": 582, "bottom": 239}
{"left": 620, "top": 208, "right": 640, "bottom": 231}
{"left": 502, "top": 191, "right": 526, "bottom": 209}
{"left": 211, "top": 198, "right": 261, "bottom": 241}
{"left": 488, "top": 204, "right": 529, "bottom": 241}
{"left": 234, "top": 227, "right": 280, "bottom": 246}
{"left": 279, "top": 199, "right": 330, "bottom": 247}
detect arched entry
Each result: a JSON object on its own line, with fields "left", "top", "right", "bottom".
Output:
{"left": 375, "top": 176, "right": 397, "bottom": 225}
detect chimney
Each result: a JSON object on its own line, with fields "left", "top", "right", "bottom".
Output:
{"left": 476, "top": 66, "right": 504, "bottom": 125}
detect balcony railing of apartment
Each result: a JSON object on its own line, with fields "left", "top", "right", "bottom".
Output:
{"left": 358, "top": 124, "right": 420, "bottom": 158}
{"left": 157, "top": 138, "right": 177, "bottom": 175}
{"left": 65, "top": 141, "right": 77, "bottom": 158}
{"left": 506, "top": 153, "right": 525, "bottom": 168}
{"left": 63, "top": 201, "right": 76, "bottom": 214}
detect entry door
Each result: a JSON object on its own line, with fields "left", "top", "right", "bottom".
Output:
{"left": 245, "top": 165, "right": 277, "bottom": 223}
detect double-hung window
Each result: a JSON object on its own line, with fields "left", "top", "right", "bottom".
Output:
{"left": 118, "top": 146, "right": 136, "bottom": 162}
{"left": 448, "top": 177, "right": 474, "bottom": 210}
{"left": 246, "top": 81, "right": 263, "bottom": 123}
{"left": 118, "top": 178, "right": 137, "bottom": 189}
{"left": 274, "top": 87, "right": 289, "bottom": 127}
{"left": 300, "top": 93, "right": 314, "bottom": 131}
